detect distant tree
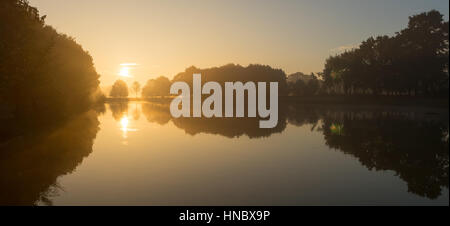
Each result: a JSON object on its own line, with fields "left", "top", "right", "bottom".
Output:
{"left": 306, "top": 76, "right": 320, "bottom": 96}
{"left": 110, "top": 80, "right": 128, "bottom": 98}
{"left": 293, "top": 80, "right": 306, "bottom": 96}
{"left": 288, "top": 73, "right": 321, "bottom": 96}
{"left": 172, "top": 64, "right": 288, "bottom": 96}
{"left": 131, "top": 81, "right": 141, "bottom": 98}
{"left": 141, "top": 76, "right": 171, "bottom": 97}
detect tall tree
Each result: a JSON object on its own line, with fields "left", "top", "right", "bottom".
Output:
{"left": 131, "top": 81, "right": 141, "bottom": 98}
{"left": 323, "top": 10, "right": 449, "bottom": 97}
{"left": 0, "top": 0, "right": 100, "bottom": 124}
{"left": 397, "top": 10, "right": 449, "bottom": 96}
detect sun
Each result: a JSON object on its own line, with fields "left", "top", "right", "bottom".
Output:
{"left": 118, "top": 63, "right": 138, "bottom": 77}
{"left": 119, "top": 66, "right": 131, "bottom": 77}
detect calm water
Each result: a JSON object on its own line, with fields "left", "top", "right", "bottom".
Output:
{"left": 1, "top": 101, "right": 448, "bottom": 206}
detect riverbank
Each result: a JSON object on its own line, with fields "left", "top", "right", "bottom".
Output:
{"left": 281, "top": 96, "right": 449, "bottom": 108}
{"left": 106, "top": 96, "right": 449, "bottom": 108}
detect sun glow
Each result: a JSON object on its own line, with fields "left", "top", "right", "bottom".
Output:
{"left": 119, "top": 115, "right": 138, "bottom": 139}
{"left": 120, "top": 63, "right": 138, "bottom": 66}
{"left": 118, "top": 63, "right": 138, "bottom": 78}
{"left": 119, "top": 66, "right": 131, "bottom": 77}
{"left": 120, "top": 116, "right": 130, "bottom": 138}
{"left": 120, "top": 116, "right": 129, "bottom": 130}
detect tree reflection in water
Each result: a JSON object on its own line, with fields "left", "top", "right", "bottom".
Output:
{"left": 0, "top": 102, "right": 447, "bottom": 205}
{"left": 140, "top": 102, "right": 449, "bottom": 199}
{"left": 0, "top": 110, "right": 100, "bottom": 205}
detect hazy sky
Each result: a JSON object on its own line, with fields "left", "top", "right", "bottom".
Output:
{"left": 29, "top": 0, "right": 449, "bottom": 86}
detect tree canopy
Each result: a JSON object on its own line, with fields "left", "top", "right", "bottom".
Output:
{"left": 141, "top": 76, "right": 171, "bottom": 97}
{"left": 109, "top": 80, "right": 129, "bottom": 98}
{"left": 0, "top": 0, "right": 101, "bottom": 123}
{"left": 172, "top": 64, "right": 288, "bottom": 96}
{"left": 323, "top": 10, "right": 449, "bottom": 97}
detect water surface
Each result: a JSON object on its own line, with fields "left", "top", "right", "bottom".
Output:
{"left": 1, "top": 101, "right": 448, "bottom": 205}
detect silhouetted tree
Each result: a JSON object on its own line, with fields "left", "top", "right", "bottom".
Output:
{"left": 397, "top": 10, "right": 449, "bottom": 96}
{"left": 288, "top": 73, "right": 321, "bottom": 96}
{"left": 287, "top": 72, "right": 321, "bottom": 96}
{"left": 109, "top": 80, "right": 128, "bottom": 98}
{"left": 172, "top": 64, "right": 288, "bottom": 96}
{"left": 323, "top": 10, "right": 449, "bottom": 97}
{"left": 0, "top": 0, "right": 101, "bottom": 133}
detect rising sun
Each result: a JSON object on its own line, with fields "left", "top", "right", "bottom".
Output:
{"left": 118, "top": 63, "right": 138, "bottom": 77}
{"left": 119, "top": 66, "right": 131, "bottom": 77}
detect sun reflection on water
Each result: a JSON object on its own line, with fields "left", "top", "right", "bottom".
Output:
{"left": 120, "top": 115, "right": 138, "bottom": 139}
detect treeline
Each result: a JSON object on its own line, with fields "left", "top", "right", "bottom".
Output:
{"left": 0, "top": 0, "right": 102, "bottom": 125}
{"left": 109, "top": 10, "right": 448, "bottom": 99}
{"left": 109, "top": 64, "right": 289, "bottom": 98}
{"left": 323, "top": 10, "right": 449, "bottom": 97}
{"left": 286, "top": 72, "right": 322, "bottom": 96}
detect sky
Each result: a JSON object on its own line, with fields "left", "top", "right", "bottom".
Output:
{"left": 29, "top": 0, "right": 449, "bottom": 86}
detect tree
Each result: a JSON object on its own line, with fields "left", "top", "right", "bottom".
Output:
{"left": 131, "top": 81, "right": 140, "bottom": 98}
{"left": 0, "top": 0, "right": 101, "bottom": 127}
{"left": 110, "top": 80, "right": 128, "bottom": 98}
{"left": 288, "top": 77, "right": 320, "bottom": 97}
{"left": 397, "top": 10, "right": 449, "bottom": 96}
{"left": 322, "top": 10, "right": 449, "bottom": 97}
{"left": 289, "top": 79, "right": 306, "bottom": 96}
{"left": 305, "top": 76, "right": 320, "bottom": 96}
{"left": 141, "top": 76, "right": 171, "bottom": 97}
{"left": 172, "top": 64, "right": 288, "bottom": 96}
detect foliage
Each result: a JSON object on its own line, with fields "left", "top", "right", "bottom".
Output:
{"left": 141, "top": 76, "right": 171, "bottom": 97}
{"left": 109, "top": 80, "right": 129, "bottom": 98}
{"left": 0, "top": 0, "right": 101, "bottom": 122}
{"left": 323, "top": 10, "right": 449, "bottom": 96}
{"left": 288, "top": 73, "right": 320, "bottom": 96}
{"left": 172, "top": 64, "right": 288, "bottom": 96}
